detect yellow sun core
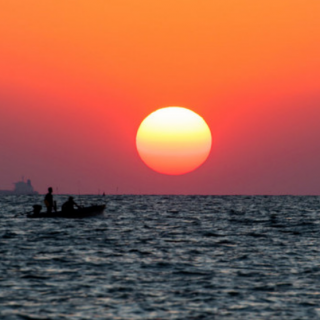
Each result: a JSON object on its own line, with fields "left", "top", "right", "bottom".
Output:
{"left": 136, "top": 106, "right": 212, "bottom": 175}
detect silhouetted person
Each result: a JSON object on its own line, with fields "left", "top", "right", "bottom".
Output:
{"left": 62, "top": 196, "right": 80, "bottom": 212}
{"left": 44, "top": 187, "right": 56, "bottom": 213}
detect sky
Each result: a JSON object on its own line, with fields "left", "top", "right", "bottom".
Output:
{"left": 1, "top": 0, "right": 320, "bottom": 195}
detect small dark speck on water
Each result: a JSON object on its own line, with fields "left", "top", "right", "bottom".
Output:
{"left": 1, "top": 195, "right": 320, "bottom": 319}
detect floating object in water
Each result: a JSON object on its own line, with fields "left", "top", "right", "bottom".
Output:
{"left": 27, "top": 204, "right": 106, "bottom": 219}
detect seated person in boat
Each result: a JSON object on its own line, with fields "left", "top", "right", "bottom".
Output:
{"left": 44, "top": 187, "right": 57, "bottom": 213}
{"left": 62, "top": 196, "right": 81, "bottom": 212}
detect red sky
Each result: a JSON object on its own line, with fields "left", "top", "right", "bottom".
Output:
{"left": 1, "top": 0, "right": 320, "bottom": 194}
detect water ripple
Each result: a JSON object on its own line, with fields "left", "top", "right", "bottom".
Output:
{"left": 0, "top": 195, "right": 320, "bottom": 319}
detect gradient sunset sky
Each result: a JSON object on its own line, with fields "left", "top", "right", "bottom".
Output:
{"left": 1, "top": 0, "right": 320, "bottom": 194}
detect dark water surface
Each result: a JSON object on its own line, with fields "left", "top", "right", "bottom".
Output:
{"left": 1, "top": 195, "right": 320, "bottom": 319}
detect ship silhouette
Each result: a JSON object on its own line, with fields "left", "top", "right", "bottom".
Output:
{"left": 0, "top": 178, "right": 38, "bottom": 195}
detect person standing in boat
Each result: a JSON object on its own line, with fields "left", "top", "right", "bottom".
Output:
{"left": 44, "top": 187, "right": 56, "bottom": 213}
{"left": 62, "top": 196, "right": 81, "bottom": 212}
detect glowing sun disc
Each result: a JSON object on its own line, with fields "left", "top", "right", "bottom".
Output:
{"left": 136, "top": 106, "right": 212, "bottom": 175}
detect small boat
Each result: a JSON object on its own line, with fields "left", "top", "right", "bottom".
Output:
{"left": 27, "top": 204, "right": 106, "bottom": 219}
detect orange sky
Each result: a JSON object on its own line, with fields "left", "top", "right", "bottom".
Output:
{"left": 1, "top": 0, "right": 320, "bottom": 194}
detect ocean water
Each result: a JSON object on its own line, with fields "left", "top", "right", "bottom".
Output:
{"left": 1, "top": 195, "right": 320, "bottom": 320}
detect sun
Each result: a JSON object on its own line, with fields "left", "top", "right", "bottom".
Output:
{"left": 136, "top": 106, "right": 212, "bottom": 175}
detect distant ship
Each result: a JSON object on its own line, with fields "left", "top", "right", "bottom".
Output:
{"left": 0, "top": 178, "right": 38, "bottom": 195}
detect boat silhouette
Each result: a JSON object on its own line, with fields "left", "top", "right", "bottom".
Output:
{"left": 27, "top": 204, "right": 106, "bottom": 219}
{"left": 0, "top": 178, "right": 38, "bottom": 195}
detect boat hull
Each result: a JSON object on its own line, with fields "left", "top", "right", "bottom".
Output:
{"left": 27, "top": 205, "right": 106, "bottom": 219}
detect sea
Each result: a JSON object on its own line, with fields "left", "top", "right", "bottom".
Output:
{"left": 1, "top": 195, "right": 320, "bottom": 320}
